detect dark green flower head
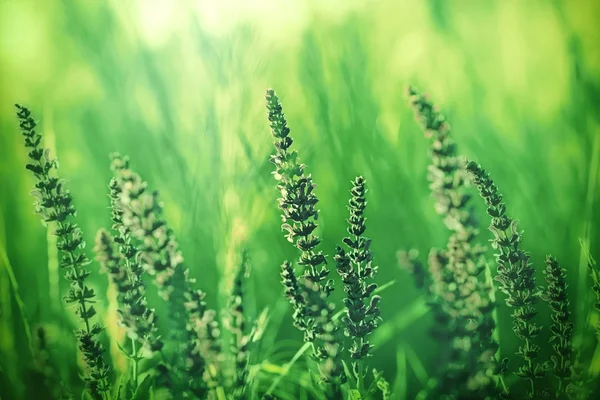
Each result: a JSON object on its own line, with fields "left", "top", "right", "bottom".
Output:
{"left": 300, "top": 279, "right": 346, "bottom": 389}
{"left": 466, "top": 159, "right": 546, "bottom": 397}
{"left": 266, "top": 89, "right": 332, "bottom": 295}
{"left": 110, "top": 155, "right": 218, "bottom": 397}
{"left": 542, "top": 255, "right": 574, "bottom": 394}
{"left": 16, "top": 104, "right": 110, "bottom": 399}
{"left": 94, "top": 228, "right": 163, "bottom": 354}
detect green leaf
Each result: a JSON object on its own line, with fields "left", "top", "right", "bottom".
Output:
{"left": 131, "top": 374, "right": 153, "bottom": 400}
{"left": 373, "top": 279, "right": 396, "bottom": 295}
{"left": 113, "top": 374, "right": 127, "bottom": 400}
{"left": 81, "top": 391, "right": 95, "bottom": 400}
{"left": 215, "top": 387, "right": 227, "bottom": 400}
{"left": 367, "top": 368, "right": 383, "bottom": 393}
{"left": 149, "top": 387, "right": 173, "bottom": 400}
{"left": 116, "top": 340, "right": 134, "bottom": 359}
{"left": 342, "top": 360, "right": 358, "bottom": 389}
{"left": 264, "top": 341, "right": 311, "bottom": 395}
{"left": 374, "top": 369, "right": 392, "bottom": 400}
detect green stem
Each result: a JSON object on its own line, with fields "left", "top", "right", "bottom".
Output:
{"left": 214, "top": 386, "right": 227, "bottom": 400}
{"left": 557, "top": 380, "right": 563, "bottom": 394}
{"left": 557, "top": 336, "right": 567, "bottom": 395}
{"left": 352, "top": 231, "right": 367, "bottom": 397}
{"left": 357, "top": 358, "right": 365, "bottom": 396}
{"left": 265, "top": 342, "right": 312, "bottom": 395}
{"left": 66, "top": 246, "right": 91, "bottom": 333}
{"left": 495, "top": 224, "right": 538, "bottom": 398}
{"left": 125, "top": 253, "right": 140, "bottom": 391}
{"left": 40, "top": 107, "right": 62, "bottom": 317}
{"left": 0, "top": 240, "right": 34, "bottom": 359}
{"left": 498, "top": 376, "right": 508, "bottom": 396}
{"left": 67, "top": 242, "right": 111, "bottom": 394}
{"left": 484, "top": 260, "right": 509, "bottom": 396}
{"left": 527, "top": 357, "right": 535, "bottom": 398}
{"left": 132, "top": 338, "right": 139, "bottom": 389}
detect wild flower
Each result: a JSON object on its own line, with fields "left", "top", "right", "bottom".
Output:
{"left": 111, "top": 153, "right": 218, "bottom": 398}
{"left": 466, "top": 160, "right": 546, "bottom": 398}
{"left": 405, "top": 86, "right": 466, "bottom": 229}
{"left": 16, "top": 104, "right": 110, "bottom": 399}
{"left": 12, "top": 87, "right": 600, "bottom": 400}
{"left": 265, "top": 89, "right": 333, "bottom": 297}
{"left": 265, "top": 89, "right": 352, "bottom": 396}
{"left": 334, "top": 176, "right": 381, "bottom": 393}
{"left": 397, "top": 249, "right": 428, "bottom": 290}
{"left": 565, "top": 251, "right": 600, "bottom": 398}
{"left": 587, "top": 252, "right": 600, "bottom": 339}
{"left": 300, "top": 279, "right": 346, "bottom": 397}
{"left": 404, "top": 87, "right": 503, "bottom": 399}
{"left": 542, "top": 255, "right": 574, "bottom": 396}
{"left": 94, "top": 160, "right": 166, "bottom": 394}
{"left": 225, "top": 250, "right": 252, "bottom": 399}
{"left": 192, "top": 307, "right": 223, "bottom": 395}
{"left": 280, "top": 260, "right": 309, "bottom": 333}
{"left": 265, "top": 88, "right": 346, "bottom": 388}
{"left": 93, "top": 229, "right": 162, "bottom": 391}
{"left": 105, "top": 158, "right": 163, "bottom": 354}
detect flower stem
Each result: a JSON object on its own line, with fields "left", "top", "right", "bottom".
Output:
{"left": 131, "top": 338, "right": 138, "bottom": 389}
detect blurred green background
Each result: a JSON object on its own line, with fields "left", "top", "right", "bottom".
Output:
{"left": 1, "top": 0, "right": 599, "bottom": 398}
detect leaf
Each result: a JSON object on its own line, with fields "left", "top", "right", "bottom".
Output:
{"left": 114, "top": 374, "right": 126, "bottom": 400}
{"left": 81, "top": 391, "right": 95, "bottom": 400}
{"left": 349, "top": 389, "right": 362, "bottom": 400}
{"left": 367, "top": 368, "right": 383, "bottom": 393}
{"left": 373, "top": 279, "right": 396, "bottom": 295}
{"left": 251, "top": 307, "right": 270, "bottom": 343}
{"left": 215, "top": 387, "right": 227, "bottom": 400}
{"left": 131, "top": 374, "right": 153, "bottom": 400}
{"left": 264, "top": 341, "right": 311, "bottom": 395}
{"left": 116, "top": 340, "right": 134, "bottom": 359}
{"left": 342, "top": 360, "right": 358, "bottom": 389}
{"left": 374, "top": 370, "right": 392, "bottom": 400}
{"left": 149, "top": 387, "right": 173, "bottom": 400}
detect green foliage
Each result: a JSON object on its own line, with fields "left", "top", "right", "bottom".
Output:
{"left": 2, "top": 5, "right": 600, "bottom": 397}
{"left": 225, "top": 250, "right": 251, "bottom": 399}
{"left": 336, "top": 176, "right": 381, "bottom": 361}
{"left": 105, "top": 157, "right": 163, "bottom": 355}
{"left": 28, "top": 326, "right": 73, "bottom": 400}
{"left": 112, "top": 153, "right": 218, "bottom": 398}
{"left": 334, "top": 176, "right": 381, "bottom": 394}
{"left": 401, "top": 87, "right": 505, "bottom": 400}
{"left": 466, "top": 160, "right": 547, "bottom": 398}
{"left": 587, "top": 252, "right": 600, "bottom": 337}
{"left": 7, "top": 82, "right": 600, "bottom": 400}
{"left": 542, "top": 256, "right": 574, "bottom": 396}
{"left": 265, "top": 88, "right": 332, "bottom": 297}
{"left": 16, "top": 104, "right": 111, "bottom": 399}
{"left": 265, "top": 88, "right": 347, "bottom": 396}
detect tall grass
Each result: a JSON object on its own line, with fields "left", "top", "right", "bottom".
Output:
{"left": 1, "top": 1, "right": 599, "bottom": 399}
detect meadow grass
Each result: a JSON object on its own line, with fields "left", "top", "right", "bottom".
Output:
{"left": 1, "top": 1, "right": 600, "bottom": 399}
